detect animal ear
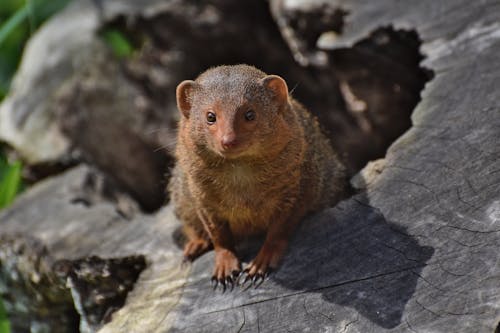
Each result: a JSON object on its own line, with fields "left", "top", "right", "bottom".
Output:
{"left": 260, "top": 75, "right": 289, "bottom": 106}
{"left": 176, "top": 80, "right": 197, "bottom": 118}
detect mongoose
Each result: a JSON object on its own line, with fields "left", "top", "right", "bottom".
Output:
{"left": 169, "top": 64, "right": 347, "bottom": 289}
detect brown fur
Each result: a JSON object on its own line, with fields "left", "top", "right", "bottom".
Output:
{"left": 168, "top": 64, "right": 347, "bottom": 283}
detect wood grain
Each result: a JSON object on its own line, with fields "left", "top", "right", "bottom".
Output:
{"left": 1, "top": 0, "right": 499, "bottom": 332}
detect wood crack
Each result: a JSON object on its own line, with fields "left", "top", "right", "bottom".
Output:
{"left": 236, "top": 308, "right": 246, "bottom": 333}
{"left": 200, "top": 265, "right": 426, "bottom": 316}
{"left": 342, "top": 316, "right": 359, "bottom": 332}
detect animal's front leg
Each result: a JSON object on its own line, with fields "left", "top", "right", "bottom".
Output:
{"left": 245, "top": 236, "right": 288, "bottom": 281}
{"left": 243, "top": 205, "right": 306, "bottom": 287}
{"left": 182, "top": 223, "right": 213, "bottom": 262}
{"left": 198, "top": 209, "right": 241, "bottom": 291}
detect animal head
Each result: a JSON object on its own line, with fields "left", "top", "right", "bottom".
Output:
{"left": 176, "top": 65, "right": 291, "bottom": 159}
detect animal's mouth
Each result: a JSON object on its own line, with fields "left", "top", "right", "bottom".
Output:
{"left": 218, "top": 144, "right": 251, "bottom": 159}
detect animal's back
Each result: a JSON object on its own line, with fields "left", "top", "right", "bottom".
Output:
{"left": 293, "top": 99, "right": 347, "bottom": 211}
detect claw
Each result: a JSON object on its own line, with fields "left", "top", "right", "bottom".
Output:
{"left": 220, "top": 278, "right": 226, "bottom": 293}
{"left": 240, "top": 273, "right": 252, "bottom": 288}
{"left": 253, "top": 274, "right": 265, "bottom": 288}
{"left": 235, "top": 274, "right": 242, "bottom": 286}
{"left": 182, "top": 254, "right": 195, "bottom": 267}
{"left": 264, "top": 268, "right": 274, "bottom": 279}
{"left": 211, "top": 276, "right": 218, "bottom": 291}
{"left": 241, "top": 278, "right": 254, "bottom": 292}
{"left": 226, "top": 276, "right": 234, "bottom": 291}
{"left": 234, "top": 271, "right": 243, "bottom": 285}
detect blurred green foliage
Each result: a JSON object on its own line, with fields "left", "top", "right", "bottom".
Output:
{"left": 0, "top": 0, "right": 72, "bottom": 100}
{"left": 0, "top": 151, "right": 22, "bottom": 209}
{"left": 1, "top": 1, "right": 73, "bottom": 331}
{"left": 101, "top": 29, "right": 135, "bottom": 59}
{"left": 0, "top": 148, "right": 20, "bottom": 333}
{"left": 0, "top": 298, "right": 9, "bottom": 333}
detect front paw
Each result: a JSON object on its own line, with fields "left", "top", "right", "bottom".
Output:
{"left": 183, "top": 238, "right": 212, "bottom": 262}
{"left": 212, "top": 248, "right": 241, "bottom": 292}
{"left": 242, "top": 240, "right": 287, "bottom": 287}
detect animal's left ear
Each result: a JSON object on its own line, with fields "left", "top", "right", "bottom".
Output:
{"left": 176, "top": 80, "right": 197, "bottom": 118}
{"left": 260, "top": 75, "right": 289, "bottom": 107}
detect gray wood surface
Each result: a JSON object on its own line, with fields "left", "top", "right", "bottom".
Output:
{"left": 1, "top": 0, "right": 500, "bottom": 332}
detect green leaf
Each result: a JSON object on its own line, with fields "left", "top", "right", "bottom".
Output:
{"left": 0, "top": 0, "right": 72, "bottom": 103}
{"left": 0, "top": 4, "right": 29, "bottom": 47}
{"left": 0, "top": 320, "right": 9, "bottom": 332}
{"left": 0, "top": 159, "right": 22, "bottom": 208}
{"left": 0, "top": 154, "right": 18, "bottom": 333}
{"left": 0, "top": 320, "right": 10, "bottom": 333}
{"left": 0, "top": 297, "right": 9, "bottom": 333}
{"left": 101, "top": 29, "right": 134, "bottom": 59}
{"left": 0, "top": 0, "right": 25, "bottom": 17}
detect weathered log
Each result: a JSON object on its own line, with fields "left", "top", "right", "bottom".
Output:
{"left": 1, "top": 0, "right": 500, "bottom": 332}
{"left": 0, "top": 165, "right": 187, "bottom": 332}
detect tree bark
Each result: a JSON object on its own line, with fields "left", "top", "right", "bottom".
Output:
{"left": 1, "top": 0, "right": 500, "bottom": 332}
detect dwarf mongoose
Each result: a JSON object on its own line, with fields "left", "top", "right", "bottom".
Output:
{"left": 169, "top": 64, "right": 347, "bottom": 289}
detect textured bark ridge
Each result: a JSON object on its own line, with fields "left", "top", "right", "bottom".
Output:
{"left": 1, "top": 0, "right": 500, "bottom": 332}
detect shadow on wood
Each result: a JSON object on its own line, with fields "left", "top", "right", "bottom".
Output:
{"left": 166, "top": 192, "right": 434, "bottom": 332}
{"left": 276, "top": 196, "right": 435, "bottom": 329}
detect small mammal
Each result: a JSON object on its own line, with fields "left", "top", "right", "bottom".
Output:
{"left": 169, "top": 64, "right": 347, "bottom": 289}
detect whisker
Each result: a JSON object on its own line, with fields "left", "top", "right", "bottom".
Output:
{"left": 147, "top": 127, "right": 172, "bottom": 135}
{"left": 154, "top": 143, "right": 176, "bottom": 153}
{"left": 289, "top": 82, "right": 300, "bottom": 96}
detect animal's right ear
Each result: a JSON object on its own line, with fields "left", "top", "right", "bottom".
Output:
{"left": 176, "top": 80, "right": 197, "bottom": 118}
{"left": 260, "top": 75, "right": 289, "bottom": 108}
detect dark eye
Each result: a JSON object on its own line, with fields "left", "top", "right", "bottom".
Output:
{"left": 245, "top": 110, "right": 256, "bottom": 121}
{"left": 206, "top": 112, "right": 216, "bottom": 124}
